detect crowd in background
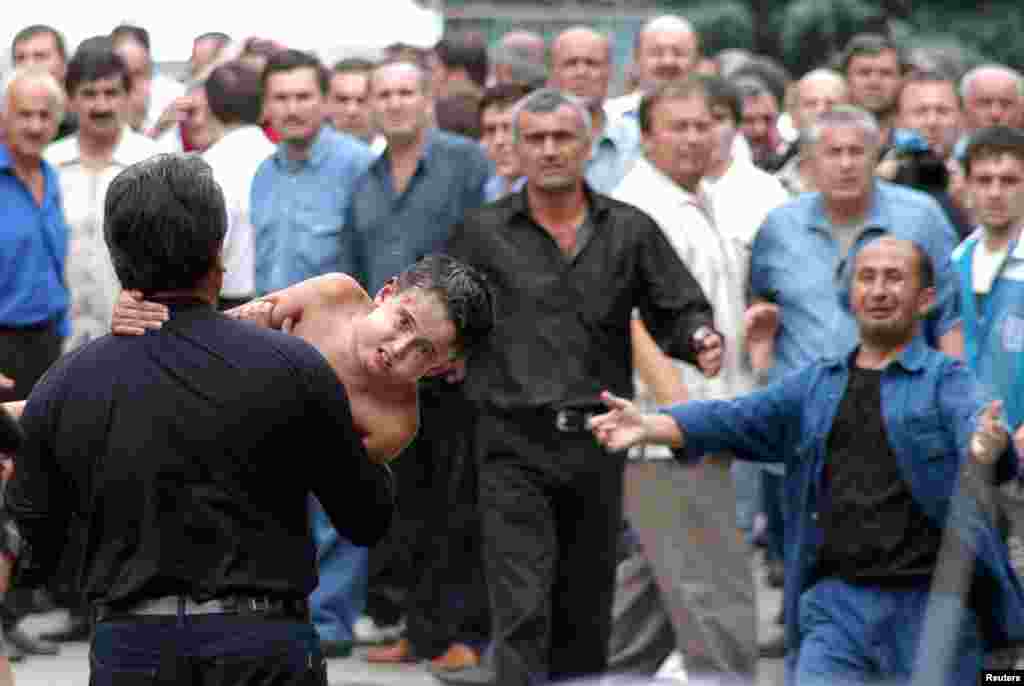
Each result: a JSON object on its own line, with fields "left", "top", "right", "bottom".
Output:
{"left": 1, "top": 9, "right": 1024, "bottom": 685}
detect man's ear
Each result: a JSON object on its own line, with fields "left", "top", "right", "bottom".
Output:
{"left": 373, "top": 278, "right": 398, "bottom": 306}
{"left": 917, "top": 286, "right": 937, "bottom": 319}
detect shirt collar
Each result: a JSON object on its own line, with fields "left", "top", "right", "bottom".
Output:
{"left": 826, "top": 334, "right": 930, "bottom": 373}
{"left": 0, "top": 144, "right": 13, "bottom": 172}
{"left": 370, "top": 127, "right": 439, "bottom": 178}
{"left": 809, "top": 180, "right": 891, "bottom": 232}
{"left": 509, "top": 181, "right": 612, "bottom": 224}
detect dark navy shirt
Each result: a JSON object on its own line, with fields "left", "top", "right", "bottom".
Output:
{"left": 0, "top": 145, "right": 70, "bottom": 335}
{"left": 349, "top": 129, "right": 491, "bottom": 293}
{"left": 6, "top": 299, "right": 394, "bottom": 605}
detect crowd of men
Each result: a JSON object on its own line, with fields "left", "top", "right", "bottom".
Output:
{"left": 0, "top": 11, "right": 1023, "bottom": 686}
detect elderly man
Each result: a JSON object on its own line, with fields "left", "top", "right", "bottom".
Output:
{"left": 250, "top": 48, "right": 376, "bottom": 658}
{"left": 610, "top": 76, "right": 761, "bottom": 682}
{"left": 961, "top": 64, "right": 1024, "bottom": 133}
{"left": 549, "top": 26, "right": 640, "bottom": 193}
{"left": 591, "top": 234, "right": 1024, "bottom": 686}
{"left": 46, "top": 45, "right": 160, "bottom": 351}
{"left": 776, "top": 69, "right": 850, "bottom": 196}
{"left": 605, "top": 15, "right": 700, "bottom": 121}
{"left": 438, "top": 87, "right": 720, "bottom": 686}
{"left": 11, "top": 25, "right": 75, "bottom": 141}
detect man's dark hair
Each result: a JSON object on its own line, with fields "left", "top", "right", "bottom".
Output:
{"left": 104, "top": 154, "right": 227, "bottom": 294}
{"left": 111, "top": 25, "right": 151, "bottom": 53}
{"left": 262, "top": 49, "right": 329, "bottom": 95}
{"left": 699, "top": 75, "right": 743, "bottom": 125}
{"left": 963, "top": 126, "right": 1024, "bottom": 177}
{"left": 205, "top": 61, "right": 263, "bottom": 126}
{"left": 852, "top": 236, "right": 935, "bottom": 291}
{"left": 435, "top": 37, "right": 489, "bottom": 89}
{"left": 436, "top": 94, "right": 482, "bottom": 140}
{"left": 332, "top": 57, "right": 376, "bottom": 75}
{"left": 729, "top": 57, "right": 791, "bottom": 106}
{"left": 638, "top": 77, "right": 710, "bottom": 134}
{"left": 393, "top": 255, "right": 494, "bottom": 357}
{"left": 65, "top": 43, "right": 131, "bottom": 97}
{"left": 11, "top": 25, "right": 67, "bottom": 62}
{"left": 195, "top": 32, "right": 231, "bottom": 47}
{"left": 841, "top": 33, "right": 903, "bottom": 74}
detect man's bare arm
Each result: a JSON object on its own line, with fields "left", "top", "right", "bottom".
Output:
{"left": 252, "top": 273, "right": 367, "bottom": 331}
{"left": 631, "top": 319, "right": 689, "bottom": 406}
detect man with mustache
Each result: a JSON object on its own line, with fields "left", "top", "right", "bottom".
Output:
{"left": 46, "top": 41, "right": 160, "bottom": 352}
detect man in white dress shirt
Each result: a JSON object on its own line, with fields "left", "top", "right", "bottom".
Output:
{"left": 610, "top": 76, "right": 757, "bottom": 683}
{"left": 46, "top": 44, "right": 160, "bottom": 351}
{"left": 201, "top": 61, "right": 276, "bottom": 309}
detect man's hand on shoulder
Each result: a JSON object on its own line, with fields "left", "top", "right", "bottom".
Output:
{"left": 111, "top": 291, "right": 169, "bottom": 336}
{"left": 225, "top": 300, "right": 277, "bottom": 329}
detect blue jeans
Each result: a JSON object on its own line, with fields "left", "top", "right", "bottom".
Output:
{"left": 309, "top": 496, "right": 368, "bottom": 643}
{"left": 90, "top": 614, "right": 326, "bottom": 685}
{"left": 796, "top": 578, "right": 983, "bottom": 686}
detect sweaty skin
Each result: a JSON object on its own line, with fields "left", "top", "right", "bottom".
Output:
{"left": 248, "top": 274, "right": 419, "bottom": 463}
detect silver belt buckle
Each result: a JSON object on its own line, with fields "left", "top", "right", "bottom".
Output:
{"left": 556, "top": 409, "right": 572, "bottom": 432}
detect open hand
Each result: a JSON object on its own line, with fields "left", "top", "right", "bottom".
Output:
{"left": 226, "top": 300, "right": 276, "bottom": 329}
{"left": 971, "top": 400, "right": 1009, "bottom": 465}
{"left": 588, "top": 391, "right": 648, "bottom": 452}
{"left": 112, "top": 291, "right": 169, "bottom": 336}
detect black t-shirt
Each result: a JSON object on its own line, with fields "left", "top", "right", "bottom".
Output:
{"left": 817, "top": 357, "right": 946, "bottom": 584}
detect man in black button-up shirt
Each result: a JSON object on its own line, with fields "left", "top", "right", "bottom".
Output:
{"left": 441, "top": 89, "right": 719, "bottom": 686}
{"left": 4, "top": 154, "right": 393, "bottom": 686}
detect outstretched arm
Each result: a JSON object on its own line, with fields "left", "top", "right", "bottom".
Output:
{"left": 232, "top": 273, "right": 366, "bottom": 331}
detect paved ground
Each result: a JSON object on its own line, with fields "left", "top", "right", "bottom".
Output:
{"left": 8, "top": 558, "right": 785, "bottom": 686}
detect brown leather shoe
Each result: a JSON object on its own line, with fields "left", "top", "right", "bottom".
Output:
{"left": 365, "top": 638, "right": 417, "bottom": 663}
{"left": 429, "top": 643, "right": 480, "bottom": 672}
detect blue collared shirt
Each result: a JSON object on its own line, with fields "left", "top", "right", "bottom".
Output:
{"left": 751, "top": 180, "right": 961, "bottom": 382}
{"left": 0, "top": 146, "right": 70, "bottom": 335}
{"left": 584, "top": 115, "right": 641, "bottom": 195}
{"left": 663, "top": 335, "right": 1024, "bottom": 676}
{"left": 251, "top": 125, "right": 375, "bottom": 294}
{"left": 349, "top": 129, "right": 491, "bottom": 293}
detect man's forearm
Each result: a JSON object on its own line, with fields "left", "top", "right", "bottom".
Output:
{"left": 631, "top": 320, "right": 689, "bottom": 406}
{"left": 644, "top": 413, "right": 686, "bottom": 448}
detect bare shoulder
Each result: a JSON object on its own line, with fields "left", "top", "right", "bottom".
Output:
{"left": 314, "top": 273, "right": 371, "bottom": 307}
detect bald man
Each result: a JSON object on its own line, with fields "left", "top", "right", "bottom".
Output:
{"left": 776, "top": 69, "right": 850, "bottom": 196}
{"left": 961, "top": 64, "right": 1024, "bottom": 132}
{"left": 549, "top": 27, "right": 641, "bottom": 193}
{"left": 605, "top": 15, "right": 700, "bottom": 121}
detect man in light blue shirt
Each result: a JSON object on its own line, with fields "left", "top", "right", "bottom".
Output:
{"left": 248, "top": 49, "right": 375, "bottom": 659}
{"left": 548, "top": 27, "right": 641, "bottom": 194}
{"left": 251, "top": 50, "right": 375, "bottom": 296}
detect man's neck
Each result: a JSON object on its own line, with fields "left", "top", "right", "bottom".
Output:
{"left": 855, "top": 332, "right": 916, "bottom": 369}
{"left": 146, "top": 287, "right": 218, "bottom": 307}
{"left": 706, "top": 153, "right": 733, "bottom": 181}
{"left": 825, "top": 194, "right": 871, "bottom": 227}
{"left": 9, "top": 151, "right": 42, "bottom": 182}
{"left": 78, "top": 127, "right": 123, "bottom": 162}
{"left": 588, "top": 105, "right": 606, "bottom": 139}
{"left": 284, "top": 129, "right": 320, "bottom": 161}
{"left": 527, "top": 182, "right": 588, "bottom": 226}
{"left": 386, "top": 128, "right": 428, "bottom": 167}
{"left": 983, "top": 222, "right": 1022, "bottom": 252}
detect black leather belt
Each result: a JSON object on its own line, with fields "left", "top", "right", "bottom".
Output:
{"left": 95, "top": 594, "right": 309, "bottom": 623}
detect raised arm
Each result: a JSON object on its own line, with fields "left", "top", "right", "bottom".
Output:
{"left": 255, "top": 273, "right": 367, "bottom": 331}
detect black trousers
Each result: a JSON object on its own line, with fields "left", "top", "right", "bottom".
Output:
{"left": 366, "top": 381, "right": 489, "bottom": 658}
{"left": 476, "top": 409, "right": 626, "bottom": 686}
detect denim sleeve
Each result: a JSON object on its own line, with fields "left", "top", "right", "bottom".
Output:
{"left": 924, "top": 202, "right": 963, "bottom": 339}
{"left": 749, "top": 213, "right": 781, "bottom": 302}
{"left": 661, "top": 367, "right": 808, "bottom": 465}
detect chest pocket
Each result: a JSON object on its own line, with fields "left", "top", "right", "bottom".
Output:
{"left": 906, "top": 411, "right": 951, "bottom": 462}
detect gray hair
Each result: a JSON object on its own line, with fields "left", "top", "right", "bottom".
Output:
{"left": 804, "top": 104, "right": 881, "bottom": 148}
{"left": 635, "top": 15, "right": 697, "bottom": 53}
{"left": 511, "top": 88, "right": 592, "bottom": 144}
{"left": 2, "top": 65, "right": 65, "bottom": 121}
{"left": 960, "top": 63, "right": 1024, "bottom": 100}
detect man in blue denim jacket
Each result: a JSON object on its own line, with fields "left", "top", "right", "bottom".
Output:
{"left": 591, "top": 236, "right": 1024, "bottom": 685}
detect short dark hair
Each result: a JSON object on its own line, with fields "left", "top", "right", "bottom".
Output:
{"left": 104, "top": 155, "right": 227, "bottom": 294}
{"left": 700, "top": 75, "right": 743, "bottom": 125}
{"left": 435, "top": 37, "right": 489, "bottom": 89}
{"left": 963, "top": 126, "right": 1024, "bottom": 177}
{"left": 841, "top": 33, "right": 902, "bottom": 74}
{"left": 205, "top": 61, "right": 263, "bottom": 125}
{"left": 393, "top": 255, "right": 494, "bottom": 357}
{"left": 729, "top": 57, "right": 791, "bottom": 106}
{"left": 65, "top": 43, "right": 131, "bottom": 97}
{"left": 479, "top": 82, "right": 534, "bottom": 129}
{"left": 111, "top": 25, "right": 151, "bottom": 53}
{"left": 11, "top": 25, "right": 67, "bottom": 62}
{"left": 898, "top": 70, "right": 960, "bottom": 110}
{"left": 262, "top": 49, "right": 329, "bottom": 95}
{"left": 850, "top": 236, "right": 936, "bottom": 293}
{"left": 638, "top": 77, "right": 710, "bottom": 134}
{"left": 332, "top": 57, "right": 376, "bottom": 75}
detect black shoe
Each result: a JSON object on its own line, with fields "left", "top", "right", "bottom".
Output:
{"left": 320, "top": 639, "right": 353, "bottom": 659}
{"left": 433, "top": 665, "right": 496, "bottom": 685}
{"left": 6, "top": 627, "right": 59, "bottom": 656}
{"left": 39, "top": 615, "right": 91, "bottom": 643}
{"left": 759, "top": 633, "right": 786, "bottom": 659}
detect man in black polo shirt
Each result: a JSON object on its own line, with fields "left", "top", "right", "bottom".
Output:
{"left": 439, "top": 88, "right": 721, "bottom": 686}
{"left": 3, "top": 154, "right": 395, "bottom": 686}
